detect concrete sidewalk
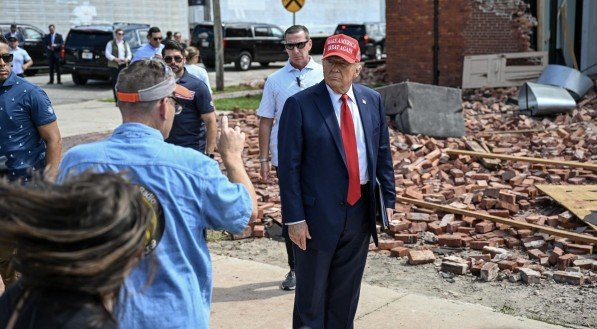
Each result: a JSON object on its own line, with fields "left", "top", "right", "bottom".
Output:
{"left": 54, "top": 100, "right": 120, "bottom": 138}
{"left": 211, "top": 255, "right": 565, "bottom": 329}
{"left": 53, "top": 89, "right": 263, "bottom": 138}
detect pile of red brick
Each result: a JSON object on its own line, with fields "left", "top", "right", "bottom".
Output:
{"left": 223, "top": 86, "right": 596, "bottom": 286}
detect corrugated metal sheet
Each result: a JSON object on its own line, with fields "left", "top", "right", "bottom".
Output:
{"left": 2, "top": 0, "right": 189, "bottom": 38}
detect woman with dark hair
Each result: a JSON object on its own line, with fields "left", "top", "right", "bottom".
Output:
{"left": 0, "top": 172, "right": 157, "bottom": 329}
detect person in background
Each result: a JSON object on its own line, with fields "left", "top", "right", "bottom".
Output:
{"left": 162, "top": 41, "right": 217, "bottom": 156}
{"left": 105, "top": 28, "right": 132, "bottom": 103}
{"left": 7, "top": 36, "right": 33, "bottom": 78}
{"left": 131, "top": 27, "right": 164, "bottom": 63}
{"left": 0, "top": 172, "right": 155, "bottom": 329}
{"left": 162, "top": 31, "right": 173, "bottom": 45}
{"left": 173, "top": 31, "right": 187, "bottom": 51}
{"left": 4, "top": 24, "right": 25, "bottom": 47}
{"left": 42, "top": 24, "right": 63, "bottom": 84}
{"left": 57, "top": 59, "right": 257, "bottom": 328}
{"left": 257, "top": 25, "right": 323, "bottom": 291}
{"left": 184, "top": 46, "right": 211, "bottom": 94}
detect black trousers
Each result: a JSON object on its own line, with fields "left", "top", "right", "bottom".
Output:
{"left": 48, "top": 55, "right": 61, "bottom": 83}
{"left": 110, "top": 65, "right": 126, "bottom": 102}
{"left": 274, "top": 165, "right": 295, "bottom": 271}
{"left": 293, "top": 185, "right": 371, "bottom": 329}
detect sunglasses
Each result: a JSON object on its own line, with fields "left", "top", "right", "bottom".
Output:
{"left": 152, "top": 37, "right": 163, "bottom": 41}
{"left": 164, "top": 56, "right": 183, "bottom": 64}
{"left": 166, "top": 96, "right": 183, "bottom": 115}
{"left": 284, "top": 40, "right": 309, "bottom": 50}
{"left": 0, "top": 53, "right": 14, "bottom": 63}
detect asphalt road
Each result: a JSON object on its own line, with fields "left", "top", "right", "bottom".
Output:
{"left": 23, "top": 56, "right": 324, "bottom": 106}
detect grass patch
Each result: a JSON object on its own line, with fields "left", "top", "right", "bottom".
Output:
{"left": 99, "top": 97, "right": 115, "bottom": 103}
{"left": 499, "top": 304, "right": 515, "bottom": 315}
{"left": 213, "top": 84, "right": 261, "bottom": 94}
{"left": 215, "top": 93, "right": 262, "bottom": 111}
{"left": 206, "top": 230, "right": 230, "bottom": 242}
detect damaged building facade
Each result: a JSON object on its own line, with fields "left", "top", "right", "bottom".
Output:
{"left": 386, "top": 0, "right": 597, "bottom": 87}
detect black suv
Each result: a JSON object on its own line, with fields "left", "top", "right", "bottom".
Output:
{"left": 62, "top": 23, "right": 149, "bottom": 85}
{"left": 334, "top": 23, "right": 386, "bottom": 61}
{"left": 0, "top": 23, "right": 47, "bottom": 75}
{"left": 191, "top": 22, "right": 288, "bottom": 71}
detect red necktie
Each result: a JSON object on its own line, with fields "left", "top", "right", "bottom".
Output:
{"left": 340, "top": 94, "right": 361, "bottom": 205}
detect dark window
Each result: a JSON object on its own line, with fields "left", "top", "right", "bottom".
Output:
{"left": 21, "top": 27, "right": 43, "bottom": 41}
{"left": 225, "top": 27, "right": 251, "bottom": 38}
{"left": 125, "top": 29, "right": 143, "bottom": 49}
{"left": 66, "top": 31, "right": 112, "bottom": 48}
{"left": 194, "top": 25, "right": 214, "bottom": 41}
{"left": 254, "top": 27, "right": 271, "bottom": 37}
{"left": 335, "top": 25, "right": 366, "bottom": 37}
{"left": 271, "top": 27, "right": 284, "bottom": 38}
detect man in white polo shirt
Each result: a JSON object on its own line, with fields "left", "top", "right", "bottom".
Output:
{"left": 257, "top": 25, "right": 323, "bottom": 291}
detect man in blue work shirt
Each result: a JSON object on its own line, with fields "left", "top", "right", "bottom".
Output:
{"left": 131, "top": 26, "right": 164, "bottom": 63}
{"left": 162, "top": 40, "right": 217, "bottom": 156}
{"left": 57, "top": 59, "right": 257, "bottom": 329}
{"left": 0, "top": 34, "right": 62, "bottom": 287}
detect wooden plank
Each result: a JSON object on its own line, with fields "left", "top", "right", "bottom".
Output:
{"left": 465, "top": 140, "right": 500, "bottom": 169}
{"left": 447, "top": 149, "right": 597, "bottom": 171}
{"left": 535, "top": 184, "right": 597, "bottom": 230}
{"left": 396, "top": 196, "right": 597, "bottom": 244}
{"left": 477, "top": 126, "right": 582, "bottom": 135}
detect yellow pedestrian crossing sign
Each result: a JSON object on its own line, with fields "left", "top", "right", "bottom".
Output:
{"left": 282, "top": 0, "right": 305, "bottom": 13}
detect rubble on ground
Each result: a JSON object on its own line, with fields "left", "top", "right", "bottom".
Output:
{"left": 221, "top": 86, "right": 596, "bottom": 287}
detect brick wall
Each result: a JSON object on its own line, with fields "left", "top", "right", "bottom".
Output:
{"left": 386, "top": 0, "right": 534, "bottom": 87}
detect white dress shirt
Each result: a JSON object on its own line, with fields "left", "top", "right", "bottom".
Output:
{"left": 256, "top": 57, "right": 324, "bottom": 166}
{"left": 105, "top": 39, "right": 132, "bottom": 62}
{"left": 286, "top": 83, "right": 370, "bottom": 226}
{"left": 325, "top": 84, "right": 369, "bottom": 184}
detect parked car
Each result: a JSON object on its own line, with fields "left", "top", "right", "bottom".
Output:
{"left": 334, "top": 23, "right": 386, "bottom": 61}
{"left": 191, "top": 22, "right": 288, "bottom": 71}
{"left": 0, "top": 23, "right": 47, "bottom": 76}
{"left": 61, "top": 23, "right": 149, "bottom": 85}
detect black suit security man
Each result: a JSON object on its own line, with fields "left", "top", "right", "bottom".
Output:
{"left": 43, "top": 24, "right": 63, "bottom": 84}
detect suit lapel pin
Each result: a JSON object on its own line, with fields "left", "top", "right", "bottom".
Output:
{"left": 361, "top": 98, "right": 367, "bottom": 105}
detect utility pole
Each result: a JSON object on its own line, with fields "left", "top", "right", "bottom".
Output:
{"left": 213, "top": 0, "right": 224, "bottom": 91}
{"left": 204, "top": 0, "right": 212, "bottom": 21}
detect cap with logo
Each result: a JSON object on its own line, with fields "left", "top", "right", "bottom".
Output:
{"left": 322, "top": 34, "right": 361, "bottom": 64}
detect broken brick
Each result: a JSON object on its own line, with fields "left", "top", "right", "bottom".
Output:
{"left": 475, "top": 221, "right": 495, "bottom": 234}
{"left": 390, "top": 246, "right": 410, "bottom": 258}
{"left": 407, "top": 249, "right": 436, "bottom": 265}
{"left": 378, "top": 239, "right": 404, "bottom": 250}
{"left": 480, "top": 262, "right": 499, "bottom": 282}
{"left": 394, "top": 234, "right": 418, "bottom": 244}
{"left": 553, "top": 271, "right": 584, "bottom": 286}
{"left": 437, "top": 235, "right": 462, "bottom": 248}
{"left": 557, "top": 254, "right": 578, "bottom": 270}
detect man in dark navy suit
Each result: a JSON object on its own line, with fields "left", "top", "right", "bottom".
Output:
{"left": 43, "top": 24, "right": 63, "bottom": 84}
{"left": 278, "top": 34, "right": 396, "bottom": 329}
